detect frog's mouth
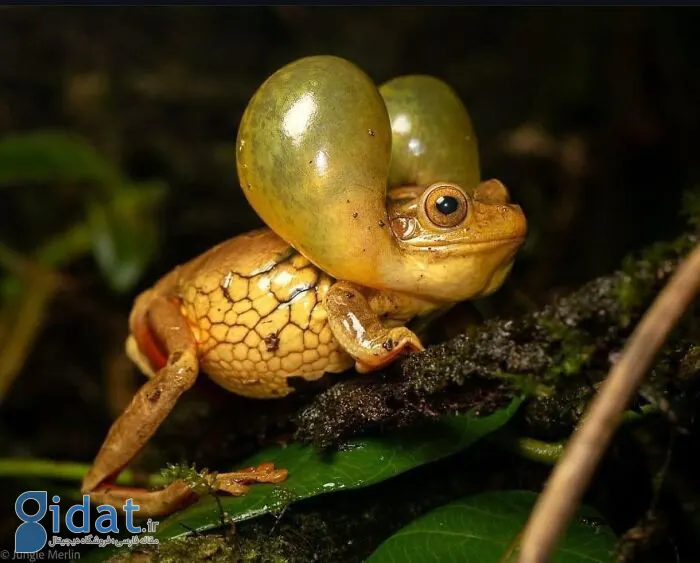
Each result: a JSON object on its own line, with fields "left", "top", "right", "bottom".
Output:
{"left": 411, "top": 235, "right": 526, "bottom": 253}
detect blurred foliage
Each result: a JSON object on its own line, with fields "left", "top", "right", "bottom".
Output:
{"left": 0, "top": 130, "right": 166, "bottom": 296}
{"left": 88, "top": 181, "right": 165, "bottom": 293}
{"left": 0, "top": 131, "right": 165, "bottom": 404}
{"left": 0, "top": 131, "right": 121, "bottom": 189}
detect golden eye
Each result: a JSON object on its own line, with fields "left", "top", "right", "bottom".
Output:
{"left": 423, "top": 184, "right": 468, "bottom": 228}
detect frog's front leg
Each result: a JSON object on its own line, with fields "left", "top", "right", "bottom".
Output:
{"left": 325, "top": 281, "right": 424, "bottom": 373}
{"left": 81, "top": 291, "right": 285, "bottom": 517}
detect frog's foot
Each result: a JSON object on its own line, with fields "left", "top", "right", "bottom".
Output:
{"left": 212, "top": 462, "right": 288, "bottom": 496}
{"left": 355, "top": 326, "right": 425, "bottom": 374}
{"left": 325, "top": 281, "right": 426, "bottom": 375}
{"left": 85, "top": 463, "right": 287, "bottom": 516}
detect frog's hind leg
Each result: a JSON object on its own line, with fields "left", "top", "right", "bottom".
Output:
{"left": 81, "top": 294, "right": 284, "bottom": 517}
{"left": 82, "top": 293, "right": 202, "bottom": 516}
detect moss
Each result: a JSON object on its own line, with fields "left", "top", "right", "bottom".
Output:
{"left": 682, "top": 188, "right": 700, "bottom": 231}
{"left": 107, "top": 535, "right": 237, "bottom": 563}
{"left": 159, "top": 462, "right": 215, "bottom": 495}
{"left": 536, "top": 316, "right": 594, "bottom": 380}
{"left": 104, "top": 526, "right": 298, "bottom": 563}
{"left": 236, "top": 533, "right": 296, "bottom": 563}
{"left": 615, "top": 269, "right": 643, "bottom": 327}
{"left": 679, "top": 345, "right": 700, "bottom": 384}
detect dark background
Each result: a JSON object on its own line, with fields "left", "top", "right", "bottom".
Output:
{"left": 0, "top": 6, "right": 698, "bottom": 559}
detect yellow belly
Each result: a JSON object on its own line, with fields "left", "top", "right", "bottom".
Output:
{"left": 179, "top": 249, "right": 352, "bottom": 398}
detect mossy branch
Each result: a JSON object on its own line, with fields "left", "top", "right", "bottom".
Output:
{"left": 295, "top": 221, "right": 699, "bottom": 447}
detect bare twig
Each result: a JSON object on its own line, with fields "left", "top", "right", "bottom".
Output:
{"left": 518, "top": 242, "right": 700, "bottom": 563}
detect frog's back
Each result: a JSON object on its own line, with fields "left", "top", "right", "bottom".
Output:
{"left": 176, "top": 228, "right": 352, "bottom": 398}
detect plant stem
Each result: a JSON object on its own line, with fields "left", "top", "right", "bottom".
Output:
{"left": 494, "top": 404, "right": 660, "bottom": 466}
{"left": 0, "top": 268, "right": 60, "bottom": 402}
{"left": 0, "top": 458, "right": 168, "bottom": 488}
{"left": 492, "top": 432, "right": 564, "bottom": 465}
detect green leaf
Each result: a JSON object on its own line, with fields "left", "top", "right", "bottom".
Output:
{"left": 0, "top": 131, "right": 122, "bottom": 189}
{"left": 368, "top": 490, "right": 617, "bottom": 563}
{"left": 88, "top": 181, "right": 166, "bottom": 293}
{"left": 153, "top": 398, "right": 522, "bottom": 542}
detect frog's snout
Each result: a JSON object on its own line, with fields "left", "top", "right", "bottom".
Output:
{"left": 473, "top": 179, "right": 527, "bottom": 244}
{"left": 505, "top": 202, "right": 528, "bottom": 243}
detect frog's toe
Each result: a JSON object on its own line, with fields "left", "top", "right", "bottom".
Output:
{"left": 389, "top": 327, "right": 425, "bottom": 354}
{"left": 214, "top": 480, "right": 250, "bottom": 496}
{"left": 213, "top": 462, "right": 288, "bottom": 496}
{"left": 355, "top": 327, "right": 425, "bottom": 373}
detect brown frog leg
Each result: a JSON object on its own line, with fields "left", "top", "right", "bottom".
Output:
{"left": 82, "top": 295, "right": 285, "bottom": 517}
{"left": 81, "top": 295, "right": 200, "bottom": 516}
{"left": 325, "top": 281, "right": 425, "bottom": 374}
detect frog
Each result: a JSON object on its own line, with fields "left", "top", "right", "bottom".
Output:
{"left": 81, "top": 55, "right": 527, "bottom": 518}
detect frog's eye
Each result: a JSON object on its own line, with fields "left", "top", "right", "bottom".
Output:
{"left": 423, "top": 183, "right": 468, "bottom": 228}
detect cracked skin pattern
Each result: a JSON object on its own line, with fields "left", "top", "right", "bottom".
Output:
{"left": 129, "top": 228, "right": 353, "bottom": 398}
